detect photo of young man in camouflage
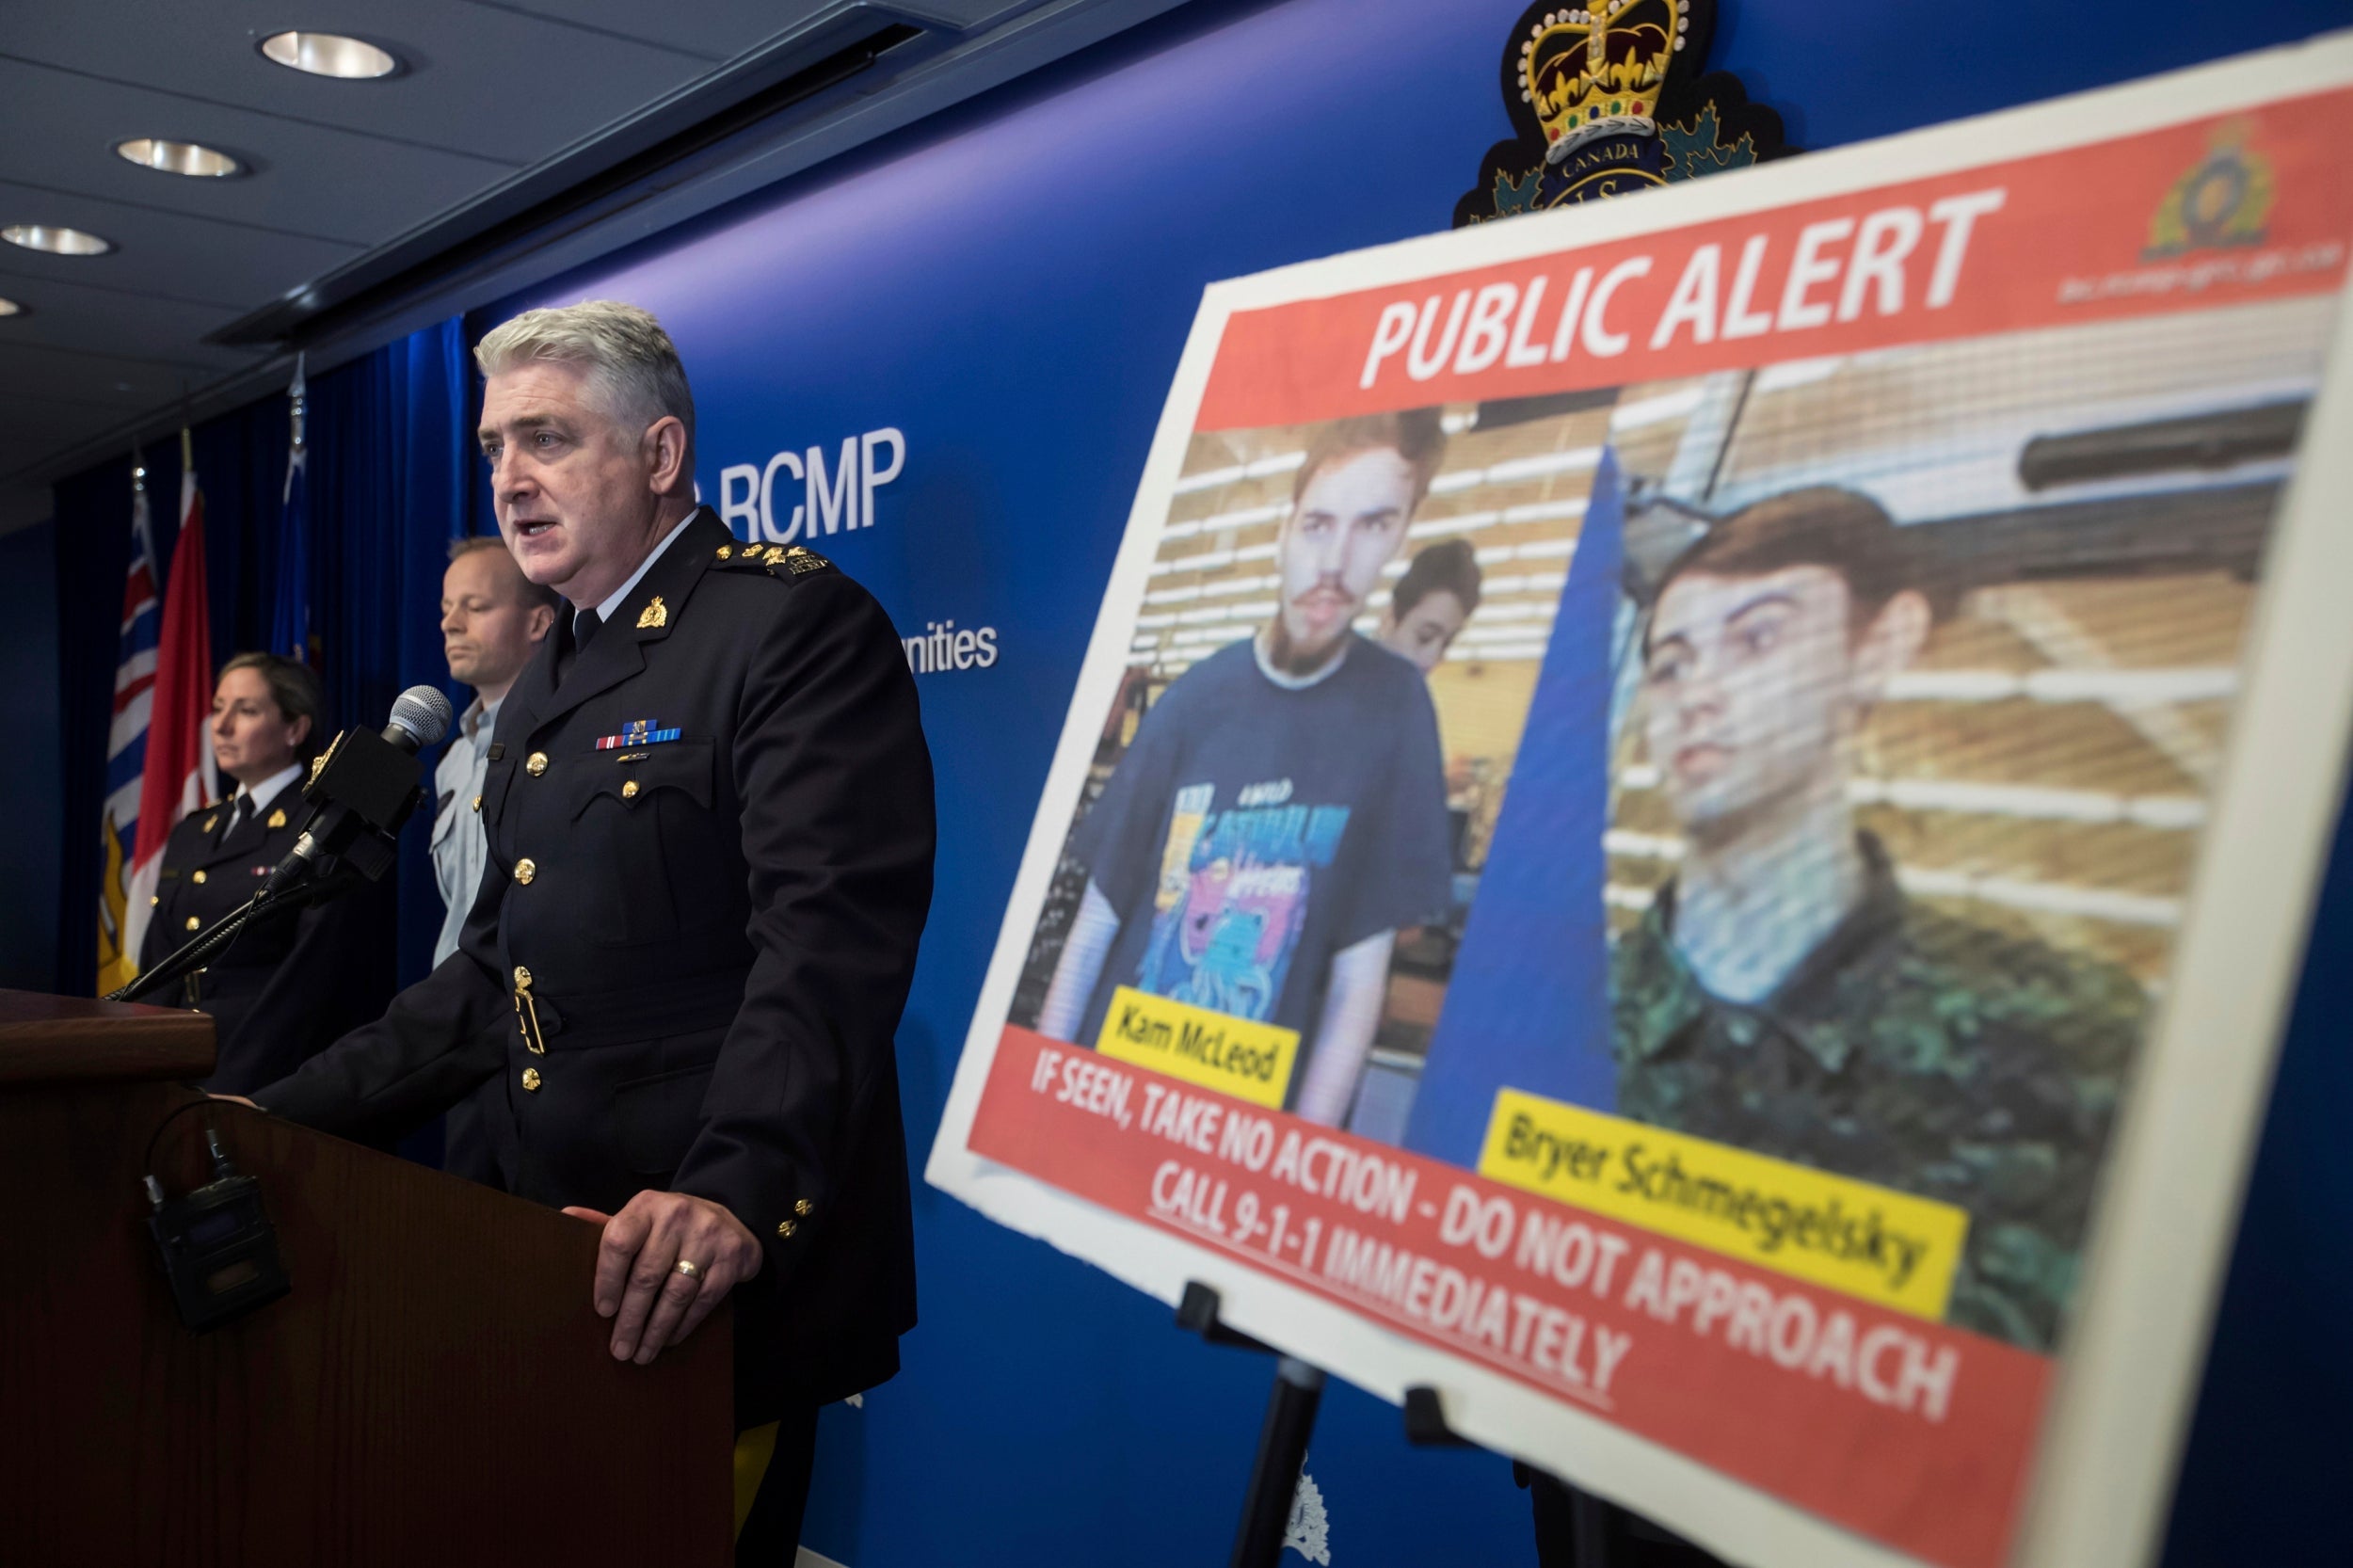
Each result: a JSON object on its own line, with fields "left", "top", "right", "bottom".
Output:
{"left": 1613, "top": 486, "right": 2146, "bottom": 1352}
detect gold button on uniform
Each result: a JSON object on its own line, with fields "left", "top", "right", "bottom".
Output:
{"left": 620, "top": 779, "right": 640, "bottom": 801}
{"left": 192, "top": 870, "right": 207, "bottom": 885}
{"left": 525, "top": 752, "right": 549, "bottom": 776}
{"left": 513, "top": 965, "right": 532, "bottom": 987}
{"left": 794, "top": 1199, "right": 813, "bottom": 1217}
{"left": 514, "top": 857, "right": 536, "bottom": 885}
{"left": 521, "top": 1066, "right": 542, "bottom": 1093}
{"left": 472, "top": 794, "right": 483, "bottom": 812}
{"left": 185, "top": 917, "right": 200, "bottom": 931}
{"left": 776, "top": 1219, "right": 797, "bottom": 1239}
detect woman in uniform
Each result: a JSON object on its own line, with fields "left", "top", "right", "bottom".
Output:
{"left": 140, "top": 652, "right": 392, "bottom": 1094}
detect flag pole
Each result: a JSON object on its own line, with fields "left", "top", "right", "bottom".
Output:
{"left": 275, "top": 354, "right": 313, "bottom": 664}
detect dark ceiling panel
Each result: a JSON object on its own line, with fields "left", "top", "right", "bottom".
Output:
{"left": 0, "top": 0, "right": 1176, "bottom": 522}
{"left": 892, "top": 0, "right": 1063, "bottom": 22}
{"left": 0, "top": 337, "right": 236, "bottom": 394}
{"left": 454, "top": 0, "right": 849, "bottom": 60}
{"left": 0, "top": 338, "right": 239, "bottom": 475}
{"left": 0, "top": 252, "right": 246, "bottom": 312}
{"left": 0, "top": 176, "right": 362, "bottom": 306}
{"left": 0, "top": 59, "right": 515, "bottom": 248}
{"left": 0, "top": 264, "right": 247, "bottom": 367}
{"left": 0, "top": 406, "right": 137, "bottom": 465}
{"left": 0, "top": 0, "right": 728, "bottom": 165}
{"left": 0, "top": 392, "right": 138, "bottom": 432}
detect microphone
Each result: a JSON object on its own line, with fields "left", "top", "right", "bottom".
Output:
{"left": 385, "top": 685, "right": 456, "bottom": 753}
{"left": 261, "top": 686, "right": 455, "bottom": 895}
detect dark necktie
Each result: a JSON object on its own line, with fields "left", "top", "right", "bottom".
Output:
{"left": 216, "top": 794, "right": 251, "bottom": 845}
{"left": 554, "top": 607, "right": 603, "bottom": 687}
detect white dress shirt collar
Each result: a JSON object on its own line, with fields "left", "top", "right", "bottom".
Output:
{"left": 238, "top": 761, "right": 308, "bottom": 817}
{"left": 587, "top": 512, "right": 697, "bottom": 628}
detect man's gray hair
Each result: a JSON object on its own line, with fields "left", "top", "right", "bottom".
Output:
{"left": 474, "top": 299, "right": 695, "bottom": 456}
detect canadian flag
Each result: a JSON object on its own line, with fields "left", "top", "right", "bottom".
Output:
{"left": 120, "top": 450, "right": 218, "bottom": 969}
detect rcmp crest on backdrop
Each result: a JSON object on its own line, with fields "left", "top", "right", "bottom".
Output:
{"left": 2145, "top": 118, "right": 2274, "bottom": 258}
{"left": 1453, "top": 0, "right": 1791, "bottom": 226}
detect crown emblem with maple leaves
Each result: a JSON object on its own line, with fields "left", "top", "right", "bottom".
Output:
{"left": 1455, "top": 0, "right": 1794, "bottom": 226}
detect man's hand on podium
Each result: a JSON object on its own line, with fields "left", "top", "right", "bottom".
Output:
{"left": 562, "top": 1191, "right": 763, "bottom": 1365}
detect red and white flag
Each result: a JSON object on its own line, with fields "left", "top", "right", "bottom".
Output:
{"left": 121, "top": 440, "right": 218, "bottom": 967}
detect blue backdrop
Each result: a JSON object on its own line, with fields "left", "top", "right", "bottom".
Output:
{"left": 40, "top": 2, "right": 2353, "bottom": 1563}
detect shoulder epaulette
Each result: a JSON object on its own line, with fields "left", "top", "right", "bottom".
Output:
{"left": 711, "top": 542, "right": 838, "bottom": 581}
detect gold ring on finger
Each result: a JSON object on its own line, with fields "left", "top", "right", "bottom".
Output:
{"left": 673, "top": 1258, "right": 702, "bottom": 1280}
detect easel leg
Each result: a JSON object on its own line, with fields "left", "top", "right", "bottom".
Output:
{"left": 1569, "top": 1484, "right": 1615, "bottom": 1568}
{"left": 1229, "top": 1356, "right": 1325, "bottom": 1568}
{"left": 1529, "top": 1468, "right": 1623, "bottom": 1568}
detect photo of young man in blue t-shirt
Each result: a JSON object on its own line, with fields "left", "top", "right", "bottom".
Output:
{"left": 1034, "top": 410, "right": 1456, "bottom": 1125}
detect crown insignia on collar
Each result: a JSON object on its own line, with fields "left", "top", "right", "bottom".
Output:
{"left": 636, "top": 595, "right": 668, "bottom": 630}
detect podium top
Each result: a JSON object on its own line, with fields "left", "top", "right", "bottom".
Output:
{"left": 0, "top": 989, "right": 216, "bottom": 1086}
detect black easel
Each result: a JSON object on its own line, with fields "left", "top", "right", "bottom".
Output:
{"left": 1178, "top": 1282, "right": 1327, "bottom": 1568}
{"left": 1415, "top": 1383, "right": 1724, "bottom": 1568}
{"left": 1179, "top": 1289, "right": 1717, "bottom": 1568}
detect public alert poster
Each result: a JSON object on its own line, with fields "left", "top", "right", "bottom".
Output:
{"left": 931, "top": 35, "right": 2353, "bottom": 1568}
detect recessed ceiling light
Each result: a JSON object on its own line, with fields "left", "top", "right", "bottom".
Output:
{"left": 116, "top": 137, "right": 244, "bottom": 178}
{"left": 0, "top": 298, "right": 23, "bottom": 317}
{"left": 260, "top": 32, "right": 398, "bottom": 80}
{"left": 2, "top": 224, "right": 113, "bottom": 256}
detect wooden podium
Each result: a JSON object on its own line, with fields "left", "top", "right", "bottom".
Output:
{"left": 0, "top": 991, "right": 734, "bottom": 1566}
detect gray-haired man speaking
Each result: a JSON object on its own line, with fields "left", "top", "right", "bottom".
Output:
{"left": 247, "top": 300, "right": 936, "bottom": 1559}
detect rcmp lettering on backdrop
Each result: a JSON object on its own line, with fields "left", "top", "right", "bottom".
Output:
{"left": 1453, "top": 1, "right": 1791, "bottom": 226}
{"left": 716, "top": 425, "right": 907, "bottom": 546}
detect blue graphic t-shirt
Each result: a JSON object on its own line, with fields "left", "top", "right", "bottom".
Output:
{"left": 1073, "top": 634, "right": 1453, "bottom": 1090}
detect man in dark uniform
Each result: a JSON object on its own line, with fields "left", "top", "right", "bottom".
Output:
{"left": 142, "top": 652, "right": 392, "bottom": 1094}
{"left": 244, "top": 301, "right": 935, "bottom": 1559}
{"left": 1616, "top": 487, "right": 2144, "bottom": 1353}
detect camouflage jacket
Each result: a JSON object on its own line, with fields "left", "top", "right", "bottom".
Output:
{"left": 1612, "top": 835, "right": 2146, "bottom": 1352}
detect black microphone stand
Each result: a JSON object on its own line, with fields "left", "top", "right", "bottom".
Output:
{"left": 107, "top": 854, "right": 368, "bottom": 1007}
{"left": 111, "top": 885, "right": 302, "bottom": 1006}
{"left": 110, "top": 704, "right": 443, "bottom": 1009}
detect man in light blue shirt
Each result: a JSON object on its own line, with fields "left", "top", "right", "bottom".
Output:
{"left": 432, "top": 535, "right": 557, "bottom": 1179}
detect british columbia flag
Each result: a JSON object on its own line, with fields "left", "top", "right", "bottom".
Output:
{"left": 95, "top": 456, "right": 161, "bottom": 992}
{"left": 102, "top": 445, "right": 217, "bottom": 987}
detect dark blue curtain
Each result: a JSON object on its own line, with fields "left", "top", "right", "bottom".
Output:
{"left": 306, "top": 319, "right": 482, "bottom": 984}
{"left": 49, "top": 315, "right": 479, "bottom": 997}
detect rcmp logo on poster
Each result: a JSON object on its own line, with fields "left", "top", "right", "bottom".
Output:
{"left": 2145, "top": 119, "right": 2274, "bottom": 258}
{"left": 1454, "top": 0, "right": 1791, "bottom": 225}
